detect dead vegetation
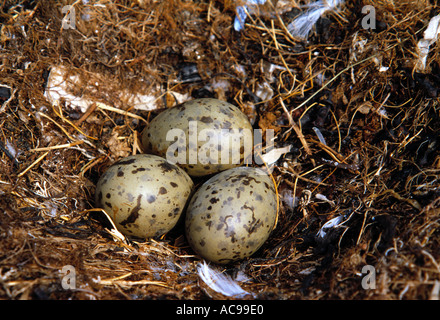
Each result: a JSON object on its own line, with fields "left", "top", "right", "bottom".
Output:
{"left": 0, "top": 0, "right": 439, "bottom": 300}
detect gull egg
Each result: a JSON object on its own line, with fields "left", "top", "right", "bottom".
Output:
{"left": 185, "top": 166, "right": 277, "bottom": 264}
{"left": 95, "top": 154, "right": 193, "bottom": 238}
{"left": 142, "top": 98, "right": 254, "bottom": 177}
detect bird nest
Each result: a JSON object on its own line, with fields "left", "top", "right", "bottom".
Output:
{"left": 0, "top": 0, "right": 439, "bottom": 300}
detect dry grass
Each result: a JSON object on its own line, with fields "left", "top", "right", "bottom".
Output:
{"left": 0, "top": 0, "right": 439, "bottom": 300}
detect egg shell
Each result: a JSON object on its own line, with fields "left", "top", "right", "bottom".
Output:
{"left": 185, "top": 166, "right": 277, "bottom": 264}
{"left": 142, "top": 98, "right": 254, "bottom": 177}
{"left": 95, "top": 154, "right": 194, "bottom": 238}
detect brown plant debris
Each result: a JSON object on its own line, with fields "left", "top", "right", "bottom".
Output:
{"left": 1, "top": 0, "right": 439, "bottom": 300}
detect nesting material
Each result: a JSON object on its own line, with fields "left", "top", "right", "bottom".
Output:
{"left": 287, "top": 0, "right": 345, "bottom": 39}
{"left": 0, "top": 84, "right": 14, "bottom": 112}
{"left": 260, "top": 144, "right": 292, "bottom": 165}
{"left": 197, "top": 261, "right": 252, "bottom": 298}
{"left": 44, "top": 65, "right": 164, "bottom": 112}
{"left": 414, "top": 14, "right": 440, "bottom": 73}
{"left": 234, "top": 0, "right": 267, "bottom": 32}
{"left": 1, "top": 0, "right": 440, "bottom": 301}
{"left": 316, "top": 215, "right": 346, "bottom": 239}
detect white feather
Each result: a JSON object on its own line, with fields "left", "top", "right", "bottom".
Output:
{"left": 197, "top": 261, "right": 252, "bottom": 298}
{"left": 234, "top": 0, "right": 267, "bottom": 31}
{"left": 316, "top": 215, "right": 345, "bottom": 239}
{"left": 287, "top": 0, "right": 345, "bottom": 39}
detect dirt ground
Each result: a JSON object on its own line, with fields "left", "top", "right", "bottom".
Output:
{"left": 0, "top": 0, "right": 439, "bottom": 300}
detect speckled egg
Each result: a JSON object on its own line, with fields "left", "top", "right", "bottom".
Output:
{"left": 142, "top": 98, "right": 254, "bottom": 177}
{"left": 185, "top": 167, "right": 277, "bottom": 264}
{"left": 95, "top": 154, "right": 193, "bottom": 238}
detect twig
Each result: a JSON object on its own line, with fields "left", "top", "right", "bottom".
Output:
{"left": 95, "top": 102, "right": 148, "bottom": 124}
{"left": 29, "top": 141, "right": 84, "bottom": 152}
{"left": 52, "top": 104, "right": 98, "bottom": 140}
{"left": 17, "top": 151, "right": 49, "bottom": 177}
{"left": 291, "top": 54, "right": 381, "bottom": 113}
{"left": 279, "top": 97, "right": 312, "bottom": 156}
{"left": 75, "top": 102, "right": 98, "bottom": 125}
